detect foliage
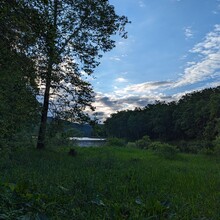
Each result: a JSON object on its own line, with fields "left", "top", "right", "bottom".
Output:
{"left": 0, "top": 0, "right": 130, "bottom": 149}
{"left": 0, "top": 147, "right": 220, "bottom": 219}
{"left": 213, "top": 135, "right": 220, "bottom": 147}
{"left": 91, "top": 124, "right": 106, "bottom": 138}
{"left": 153, "top": 143, "right": 179, "bottom": 160}
{"left": 200, "top": 147, "right": 215, "bottom": 156}
{"left": 126, "top": 142, "right": 137, "bottom": 148}
{"left": 213, "top": 136, "right": 220, "bottom": 156}
{"left": 198, "top": 136, "right": 220, "bottom": 156}
{"left": 213, "top": 145, "right": 220, "bottom": 156}
{"left": 45, "top": 119, "right": 83, "bottom": 148}
{"left": 148, "top": 141, "right": 164, "bottom": 150}
{"left": 105, "top": 87, "right": 220, "bottom": 146}
{"left": 176, "top": 140, "right": 214, "bottom": 154}
{"left": 135, "top": 135, "right": 151, "bottom": 149}
{"left": 106, "top": 137, "right": 126, "bottom": 147}
{"left": 0, "top": 181, "right": 49, "bottom": 220}
{"left": 22, "top": 0, "right": 130, "bottom": 149}
{"left": 0, "top": 1, "right": 40, "bottom": 149}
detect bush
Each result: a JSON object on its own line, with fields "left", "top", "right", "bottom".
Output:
{"left": 106, "top": 137, "right": 126, "bottom": 147}
{"left": 213, "top": 136, "right": 220, "bottom": 156}
{"left": 177, "top": 140, "right": 214, "bottom": 154}
{"left": 200, "top": 148, "right": 215, "bottom": 156}
{"left": 153, "top": 142, "right": 179, "bottom": 159}
{"left": 148, "top": 141, "right": 163, "bottom": 151}
{"left": 135, "top": 135, "right": 151, "bottom": 149}
{"left": 214, "top": 145, "right": 220, "bottom": 156}
{"left": 126, "top": 142, "right": 137, "bottom": 148}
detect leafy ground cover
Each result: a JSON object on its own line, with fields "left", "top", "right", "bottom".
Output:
{"left": 0, "top": 147, "right": 220, "bottom": 219}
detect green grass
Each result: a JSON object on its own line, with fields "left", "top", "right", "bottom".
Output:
{"left": 0, "top": 146, "right": 220, "bottom": 219}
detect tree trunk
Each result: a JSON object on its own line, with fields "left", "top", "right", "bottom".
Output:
{"left": 37, "top": 0, "right": 58, "bottom": 149}
{"left": 36, "top": 66, "right": 52, "bottom": 149}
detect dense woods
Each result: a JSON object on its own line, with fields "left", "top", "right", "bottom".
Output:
{"left": 105, "top": 86, "right": 220, "bottom": 142}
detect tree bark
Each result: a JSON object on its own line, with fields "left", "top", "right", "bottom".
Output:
{"left": 36, "top": 65, "right": 52, "bottom": 149}
{"left": 36, "top": 0, "right": 58, "bottom": 149}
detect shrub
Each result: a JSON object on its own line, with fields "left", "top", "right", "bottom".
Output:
{"left": 213, "top": 136, "right": 220, "bottom": 156}
{"left": 148, "top": 141, "right": 163, "bottom": 151}
{"left": 106, "top": 137, "right": 126, "bottom": 147}
{"left": 213, "top": 135, "right": 220, "bottom": 147}
{"left": 177, "top": 140, "right": 214, "bottom": 154}
{"left": 126, "top": 142, "right": 137, "bottom": 148}
{"left": 153, "top": 142, "right": 179, "bottom": 159}
{"left": 214, "top": 145, "right": 220, "bottom": 156}
{"left": 200, "top": 148, "right": 215, "bottom": 156}
{"left": 135, "top": 135, "right": 151, "bottom": 149}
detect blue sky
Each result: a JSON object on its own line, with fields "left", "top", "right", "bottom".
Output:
{"left": 89, "top": 0, "right": 220, "bottom": 121}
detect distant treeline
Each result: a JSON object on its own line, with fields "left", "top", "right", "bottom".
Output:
{"left": 105, "top": 86, "right": 220, "bottom": 141}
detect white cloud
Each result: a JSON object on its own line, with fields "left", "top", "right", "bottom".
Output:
{"left": 110, "top": 56, "right": 121, "bottom": 61}
{"left": 115, "top": 77, "right": 128, "bottom": 83}
{"left": 138, "top": 1, "right": 146, "bottom": 8}
{"left": 175, "top": 24, "right": 220, "bottom": 87}
{"left": 184, "top": 26, "right": 194, "bottom": 39}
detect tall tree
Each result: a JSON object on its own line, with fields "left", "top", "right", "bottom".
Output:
{"left": 0, "top": 1, "right": 40, "bottom": 147}
{"left": 21, "top": 0, "right": 130, "bottom": 149}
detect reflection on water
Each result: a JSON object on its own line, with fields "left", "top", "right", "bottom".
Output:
{"left": 69, "top": 137, "right": 106, "bottom": 147}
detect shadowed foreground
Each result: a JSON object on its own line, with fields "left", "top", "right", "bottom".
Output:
{"left": 0, "top": 147, "right": 219, "bottom": 219}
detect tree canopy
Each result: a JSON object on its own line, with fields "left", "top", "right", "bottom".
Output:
{"left": 0, "top": 0, "right": 130, "bottom": 149}
{"left": 0, "top": 1, "right": 40, "bottom": 148}
{"left": 105, "top": 87, "right": 220, "bottom": 142}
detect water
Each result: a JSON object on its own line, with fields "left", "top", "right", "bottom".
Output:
{"left": 69, "top": 137, "right": 106, "bottom": 147}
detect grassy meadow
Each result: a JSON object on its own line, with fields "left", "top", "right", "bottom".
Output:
{"left": 0, "top": 146, "right": 220, "bottom": 219}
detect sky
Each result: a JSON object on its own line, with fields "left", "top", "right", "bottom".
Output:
{"left": 89, "top": 0, "right": 220, "bottom": 122}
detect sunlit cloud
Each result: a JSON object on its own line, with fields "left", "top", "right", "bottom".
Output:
{"left": 115, "top": 77, "right": 128, "bottom": 83}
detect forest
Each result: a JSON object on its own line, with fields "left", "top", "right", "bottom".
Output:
{"left": 105, "top": 86, "right": 220, "bottom": 144}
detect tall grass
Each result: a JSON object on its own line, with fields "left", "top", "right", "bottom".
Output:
{"left": 0, "top": 147, "right": 219, "bottom": 219}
